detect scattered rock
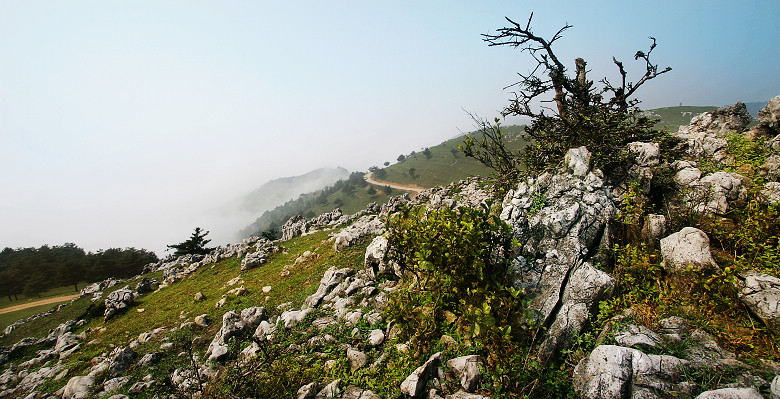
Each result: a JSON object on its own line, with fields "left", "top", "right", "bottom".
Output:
{"left": 367, "top": 329, "right": 385, "bottom": 346}
{"left": 108, "top": 346, "right": 135, "bottom": 378}
{"left": 736, "top": 271, "right": 780, "bottom": 334}
{"left": 194, "top": 314, "right": 209, "bottom": 327}
{"left": 446, "top": 355, "right": 482, "bottom": 392}
{"left": 206, "top": 307, "right": 266, "bottom": 362}
{"left": 304, "top": 266, "right": 354, "bottom": 308}
{"left": 332, "top": 215, "right": 385, "bottom": 251}
{"left": 315, "top": 379, "right": 342, "bottom": 398}
{"left": 103, "top": 286, "right": 134, "bottom": 320}
{"left": 347, "top": 348, "right": 369, "bottom": 371}
{"left": 193, "top": 292, "right": 205, "bottom": 301}
{"left": 134, "top": 278, "right": 158, "bottom": 294}
{"left": 298, "top": 382, "right": 320, "bottom": 399}
{"left": 342, "top": 386, "right": 382, "bottom": 399}
{"left": 62, "top": 374, "right": 96, "bottom": 399}
{"left": 400, "top": 352, "right": 442, "bottom": 397}
{"left": 103, "top": 376, "right": 129, "bottom": 394}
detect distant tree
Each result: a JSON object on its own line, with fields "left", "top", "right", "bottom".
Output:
{"left": 397, "top": 154, "right": 406, "bottom": 162}
{"left": 261, "top": 228, "right": 280, "bottom": 241}
{"left": 0, "top": 268, "right": 21, "bottom": 301}
{"left": 422, "top": 148, "right": 432, "bottom": 159}
{"left": 342, "top": 182, "right": 356, "bottom": 196}
{"left": 348, "top": 171, "right": 368, "bottom": 187}
{"left": 167, "top": 227, "right": 214, "bottom": 257}
{"left": 373, "top": 169, "right": 387, "bottom": 180}
{"left": 384, "top": 161, "right": 390, "bottom": 167}
{"left": 384, "top": 185, "right": 394, "bottom": 195}
{"left": 410, "top": 151, "right": 417, "bottom": 158}
{"left": 368, "top": 166, "right": 379, "bottom": 172}
{"left": 450, "top": 147, "right": 460, "bottom": 158}
{"left": 315, "top": 191, "right": 329, "bottom": 205}
{"left": 367, "top": 186, "right": 377, "bottom": 196}
{"left": 23, "top": 273, "right": 48, "bottom": 298}
{"left": 408, "top": 167, "right": 417, "bottom": 179}
{"left": 334, "top": 198, "right": 344, "bottom": 208}
{"left": 54, "top": 243, "right": 87, "bottom": 292}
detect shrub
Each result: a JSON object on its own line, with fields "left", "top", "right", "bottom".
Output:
{"left": 384, "top": 203, "right": 527, "bottom": 362}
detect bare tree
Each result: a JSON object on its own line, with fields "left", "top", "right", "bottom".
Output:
{"left": 463, "top": 13, "right": 671, "bottom": 177}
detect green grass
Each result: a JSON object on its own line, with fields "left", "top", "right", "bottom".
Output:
{"left": 644, "top": 106, "right": 717, "bottom": 131}
{"left": 311, "top": 184, "right": 394, "bottom": 215}
{"left": 0, "top": 303, "right": 67, "bottom": 333}
{"left": 0, "top": 283, "right": 83, "bottom": 310}
{"left": 2, "top": 228, "right": 374, "bottom": 396}
{"left": 381, "top": 125, "right": 528, "bottom": 188}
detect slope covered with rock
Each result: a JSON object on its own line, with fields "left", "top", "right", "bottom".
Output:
{"left": 1, "top": 98, "right": 780, "bottom": 398}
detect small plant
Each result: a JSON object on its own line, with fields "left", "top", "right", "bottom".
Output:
{"left": 527, "top": 192, "right": 546, "bottom": 217}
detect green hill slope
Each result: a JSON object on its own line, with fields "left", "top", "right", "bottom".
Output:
{"left": 378, "top": 125, "right": 528, "bottom": 188}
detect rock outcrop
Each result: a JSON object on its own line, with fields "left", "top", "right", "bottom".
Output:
{"left": 501, "top": 147, "right": 616, "bottom": 363}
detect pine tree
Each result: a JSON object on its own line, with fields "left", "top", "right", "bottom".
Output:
{"left": 167, "top": 227, "right": 214, "bottom": 257}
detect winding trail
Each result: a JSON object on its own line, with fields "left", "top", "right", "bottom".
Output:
{"left": 363, "top": 172, "right": 426, "bottom": 193}
{"left": 0, "top": 294, "right": 79, "bottom": 315}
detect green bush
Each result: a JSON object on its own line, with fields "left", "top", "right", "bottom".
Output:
{"left": 384, "top": 203, "right": 527, "bottom": 358}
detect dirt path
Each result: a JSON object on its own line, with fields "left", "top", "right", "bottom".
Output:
{"left": 0, "top": 294, "right": 79, "bottom": 315}
{"left": 363, "top": 172, "right": 426, "bottom": 193}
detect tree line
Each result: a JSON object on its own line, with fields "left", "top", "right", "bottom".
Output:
{"left": 0, "top": 243, "right": 158, "bottom": 301}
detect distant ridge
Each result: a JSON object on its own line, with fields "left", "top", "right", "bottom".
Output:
{"left": 241, "top": 167, "right": 350, "bottom": 214}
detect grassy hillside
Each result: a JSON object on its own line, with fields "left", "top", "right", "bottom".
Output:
{"left": 645, "top": 105, "right": 717, "bottom": 131}
{"left": 241, "top": 173, "right": 394, "bottom": 238}
{"left": 379, "top": 125, "right": 528, "bottom": 188}
{"left": 240, "top": 167, "right": 350, "bottom": 214}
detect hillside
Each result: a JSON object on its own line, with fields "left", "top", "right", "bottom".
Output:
{"left": 240, "top": 167, "right": 350, "bottom": 214}
{"left": 236, "top": 106, "right": 721, "bottom": 240}
{"left": 1, "top": 99, "right": 779, "bottom": 398}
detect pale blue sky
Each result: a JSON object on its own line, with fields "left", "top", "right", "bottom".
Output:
{"left": 1, "top": 1, "right": 779, "bottom": 255}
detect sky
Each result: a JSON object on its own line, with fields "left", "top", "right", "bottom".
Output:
{"left": 1, "top": 1, "right": 779, "bottom": 257}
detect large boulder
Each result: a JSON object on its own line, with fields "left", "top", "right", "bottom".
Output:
{"left": 104, "top": 286, "right": 134, "bottom": 320}
{"left": 400, "top": 352, "right": 442, "bottom": 397}
{"left": 691, "top": 172, "right": 747, "bottom": 214}
{"left": 205, "top": 307, "right": 266, "bottom": 362}
{"left": 364, "top": 236, "right": 399, "bottom": 278}
{"left": 446, "top": 355, "right": 482, "bottom": 392}
{"left": 573, "top": 345, "right": 691, "bottom": 399}
{"left": 331, "top": 215, "right": 385, "bottom": 251}
{"left": 673, "top": 104, "right": 751, "bottom": 162}
{"left": 660, "top": 227, "right": 719, "bottom": 274}
{"left": 689, "top": 102, "right": 752, "bottom": 135}
{"left": 737, "top": 271, "right": 780, "bottom": 334}
{"left": 759, "top": 95, "right": 780, "bottom": 132}
{"left": 304, "top": 266, "right": 354, "bottom": 308}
